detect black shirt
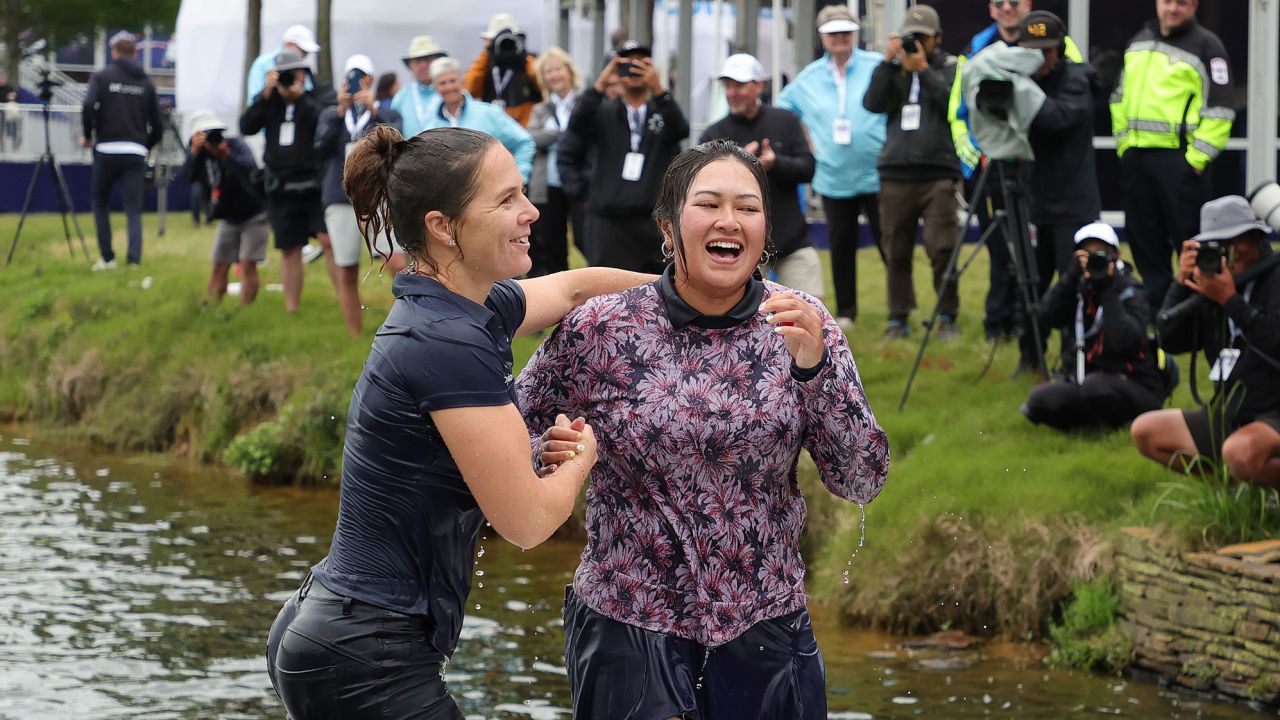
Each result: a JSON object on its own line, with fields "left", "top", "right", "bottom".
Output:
{"left": 313, "top": 275, "right": 526, "bottom": 656}
{"left": 700, "top": 106, "right": 816, "bottom": 258}
{"left": 239, "top": 91, "right": 326, "bottom": 189}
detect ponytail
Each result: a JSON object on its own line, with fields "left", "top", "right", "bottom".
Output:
{"left": 344, "top": 124, "right": 404, "bottom": 265}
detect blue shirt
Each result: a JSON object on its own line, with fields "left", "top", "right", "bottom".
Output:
{"left": 390, "top": 80, "right": 437, "bottom": 138}
{"left": 422, "top": 92, "right": 535, "bottom": 182}
{"left": 313, "top": 275, "right": 526, "bottom": 656}
{"left": 777, "top": 50, "right": 885, "bottom": 199}
{"left": 246, "top": 48, "right": 314, "bottom": 101}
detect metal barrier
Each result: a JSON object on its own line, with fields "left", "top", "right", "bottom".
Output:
{"left": 0, "top": 104, "right": 187, "bottom": 167}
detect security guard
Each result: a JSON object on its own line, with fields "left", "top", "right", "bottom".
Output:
{"left": 946, "top": 0, "right": 1081, "bottom": 345}
{"left": 1111, "top": 0, "right": 1233, "bottom": 311}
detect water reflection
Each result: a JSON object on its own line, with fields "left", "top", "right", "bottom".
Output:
{"left": 0, "top": 432, "right": 1271, "bottom": 718}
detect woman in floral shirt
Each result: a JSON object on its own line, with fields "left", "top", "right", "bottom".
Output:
{"left": 517, "top": 140, "right": 890, "bottom": 719}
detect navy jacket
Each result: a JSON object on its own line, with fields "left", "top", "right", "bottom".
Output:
{"left": 81, "top": 59, "right": 162, "bottom": 148}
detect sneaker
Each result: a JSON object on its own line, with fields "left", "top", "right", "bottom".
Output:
{"left": 884, "top": 319, "right": 911, "bottom": 339}
{"left": 836, "top": 316, "right": 855, "bottom": 333}
{"left": 936, "top": 316, "right": 960, "bottom": 340}
{"left": 301, "top": 243, "right": 325, "bottom": 264}
{"left": 91, "top": 258, "right": 117, "bottom": 271}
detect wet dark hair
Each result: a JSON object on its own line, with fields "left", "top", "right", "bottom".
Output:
{"left": 344, "top": 125, "right": 497, "bottom": 273}
{"left": 652, "top": 139, "right": 773, "bottom": 271}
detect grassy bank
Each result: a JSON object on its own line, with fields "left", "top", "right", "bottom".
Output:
{"left": 0, "top": 213, "right": 1269, "bottom": 640}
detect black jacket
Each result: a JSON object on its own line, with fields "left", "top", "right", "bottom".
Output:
{"left": 863, "top": 49, "right": 961, "bottom": 182}
{"left": 1157, "top": 254, "right": 1280, "bottom": 422}
{"left": 1028, "top": 60, "right": 1101, "bottom": 226}
{"left": 555, "top": 126, "right": 593, "bottom": 202}
{"left": 699, "top": 105, "right": 815, "bottom": 258}
{"left": 240, "top": 91, "right": 327, "bottom": 192}
{"left": 1038, "top": 263, "right": 1164, "bottom": 394}
{"left": 82, "top": 59, "right": 162, "bottom": 149}
{"left": 184, "top": 136, "right": 264, "bottom": 224}
{"left": 315, "top": 104, "right": 403, "bottom": 207}
{"left": 568, "top": 88, "right": 690, "bottom": 215}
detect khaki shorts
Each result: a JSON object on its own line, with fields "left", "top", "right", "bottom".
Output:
{"left": 324, "top": 203, "right": 402, "bottom": 268}
{"left": 212, "top": 212, "right": 269, "bottom": 264}
{"left": 773, "top": 246, "right": 826, "bottom": 302}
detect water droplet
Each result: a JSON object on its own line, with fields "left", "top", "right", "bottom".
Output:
{"left": 474, "top": 604, "right": 481, "bottom": 610}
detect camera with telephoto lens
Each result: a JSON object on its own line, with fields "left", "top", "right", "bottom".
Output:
{"left": 901, "top": 33, "right": 919, "bottom": 54}
{"left": 1196, "top": 240, "right": 1223, "bottom": 275}
{"left": 491, "top": 28, "right": 526, "bottom": 66}
{"left": 277, "top": 70, "right": 297, "bottom": 89}
{"left": 976, "top": 79, "right": 1015, "bottom": 120}
{"left": 205, "top": 128, "right": 225, "bottom": 148}
{"left": 1249, "top": 180, "right": 1280, "bottom": 234}
{"left": 1086, "top": 251, "right": 1110, "bottom": 276}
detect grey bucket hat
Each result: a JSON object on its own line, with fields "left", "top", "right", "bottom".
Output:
{"left": 1193, "top": 195, "right": 1270, "bottom": 243}
{"left": 273, "top": 49, "right": 311, "bottom": 73}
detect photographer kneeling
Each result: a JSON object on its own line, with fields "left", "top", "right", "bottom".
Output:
{"left": 1131, "top": 196, "right": 1280, "bottom": 488}
{"left": 1022, "top": 223, "right": 1165, "bottom": 431}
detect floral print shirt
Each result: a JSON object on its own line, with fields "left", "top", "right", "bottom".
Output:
{"left": 516, "top": 278, "right": 889, "bottom": 646}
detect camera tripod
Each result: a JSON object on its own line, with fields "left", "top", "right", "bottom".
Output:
{"left": 899, "top": 159, "right": 1049, "bottom": 410}
{"left": 153, "top": 108, "right": 191, "bottom": 238}
{"left": 5, "top": 99, "right": 90, "bottom": 266}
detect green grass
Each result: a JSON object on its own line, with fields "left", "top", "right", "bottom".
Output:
{"left": 0, "top": 212, "right": 1264, "bottom": 638}
{"left": 1045, "top": 578, "right": 1133, "bottom": 674}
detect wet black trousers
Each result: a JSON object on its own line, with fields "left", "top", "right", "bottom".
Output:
{"left": 266, "top": 574, "right": 463, "bottom": 719}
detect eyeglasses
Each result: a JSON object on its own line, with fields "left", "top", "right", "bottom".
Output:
{"left": 990, "top": 0, "right": 1021, "bottom": 7}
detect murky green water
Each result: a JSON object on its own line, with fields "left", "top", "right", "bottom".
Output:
{"left": 0, "top": 430, "right": 1273, "bottom": 719}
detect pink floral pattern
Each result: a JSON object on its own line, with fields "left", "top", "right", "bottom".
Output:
{"left": 517, "top": 283, "right": 889, "bottom": 646}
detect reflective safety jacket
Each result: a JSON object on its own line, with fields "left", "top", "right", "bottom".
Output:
{"left": 1109, "top": 19, "right": 1233, "bottom": 170}
{"left": 947, "top": 23, "right": 1082, "bottom": 178}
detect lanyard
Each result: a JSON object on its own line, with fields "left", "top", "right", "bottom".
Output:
{"left": 345, "top": 103, "right": 374, "bottom": 138}
{"left": 1229, "top": 282, "right": 1255, "bottom": 344}
{"left": 829, "top": 57, "right": 848, "bottom": 118}
{"left": 1074, "top": 299, "right": 1104, "bottom": 385}
{"left": 412, "top": 81, "right": 430, "bottom": 128}
{"left": 627, "top": 104, "right": 647, "bottom": 152}
{"left": 491, "top": 67, "right": 514, "bottom": 98}
{"left": 908, "top": 74, "right": 921, "bottom": 104}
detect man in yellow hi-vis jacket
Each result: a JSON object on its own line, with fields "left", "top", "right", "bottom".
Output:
{"left": 1111, "top": 0, "right": 1233, "bottom": 310}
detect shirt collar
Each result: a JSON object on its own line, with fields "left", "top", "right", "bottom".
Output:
{"left": 392, "top": 273, "right": 495, "bottom": 325}
{"left": 656, "top": 264, "right": 764, "bottom": 329}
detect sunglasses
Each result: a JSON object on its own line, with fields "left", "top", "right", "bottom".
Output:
{"left": 990, "top": 0, "right": 1022, "bottom": 7}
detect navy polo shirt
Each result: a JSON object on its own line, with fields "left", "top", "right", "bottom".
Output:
{"left": 312, "top": 274, "right": 525, "bottom": 656}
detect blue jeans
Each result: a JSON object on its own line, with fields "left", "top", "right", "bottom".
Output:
{"left": 91, "top": 151, "right": 146, "bottom": 264}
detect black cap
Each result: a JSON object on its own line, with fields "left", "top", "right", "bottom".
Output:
{"left": 616, "top": 39, "right": 652, "bottom": 58}
{"left": 1017, "top": 11, "right": 1066, "bottom": 49}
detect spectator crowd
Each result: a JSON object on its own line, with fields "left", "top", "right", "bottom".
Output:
{"left": 76, "top": 1, "right": 1277, "bottom": 488}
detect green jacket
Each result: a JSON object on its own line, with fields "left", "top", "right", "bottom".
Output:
{"left": 1109, "top": 19, "right": 1234, "bottom": 170}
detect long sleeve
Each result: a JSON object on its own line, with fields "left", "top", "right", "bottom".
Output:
{"left": 652, "top": 93, "right": 690, "bottom": 146}
{"left": 918, "top": 63, "right": 953, "bottom": 107}
{"left": 1187, "top": 35, "right": 1233, "bottom": 171}
{"left": 769, "top": 112, "right": 816, "bottom": 185}
{"left": 568, "top": 88, "right": 605, "bottom": 138}
{"left": 1036, "top": 271, "right": 1082, "bottom": 329}
{"left": 145, "top": 85, "right": 163, "bottom": 149}
{"left": 1031, "top": 65, "right": 1093, "bottom": 136}
{"left": 556, "top": 127, "right": 589, "bottom": 201}
{"left": 528, "top": 105, "right": 560, "bottom": 149}
{"left": 1156, "top": 281, "right": 1202, "bottom": 354}
{"left": 81, "top": 74, "right": 100, "bottom": 140}
{"left": 314, "top": 107, "right": 344, "bottom": 154}
{"left": 1098, "top": 282, "right": 1151, "bottom": 358}
{"left": 239, "top": 94, "right": 272, "bottom": 136}
{"left": 464, "top": 50, "right": 490, "bottom": 98}
{"left": 515, "top": 321, "right": 582, "bottom": 457}
{"left": 862, "top": 62, "right": 904, "bottom": 114}
{"left": 491, "top": 109, "right": 536, "bottom": 182}
{"left": 798, "top": 301, "right": 889, "bottom": 504}
{"left": 1225, "top": 270, "right": 1280, "bottom": 358}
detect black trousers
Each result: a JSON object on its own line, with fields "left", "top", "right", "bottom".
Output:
{"left": 1019, "top": 223, "right": 1085, "bottom": 365}
{"left": 1024, "top": 373, "right": 1164, "bottom": 432}
{"left": 91, "top": 151, "right": 146, "bottom": 264}
{"left": 820, "top": 194, "right": 882, "bottom": 322}
{"left": 531, "top": 186, "right": 585, "bottom": 277}
{"left": 1121, "top": 148, "right": 1206, "bottom": 310}
{"left": 586, "top": 210, "right": 665, "bottom": 274}
{"left": 266, "top": 574, "right": 462, "bottom": 720}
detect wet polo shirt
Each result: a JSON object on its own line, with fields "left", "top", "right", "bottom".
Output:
{"left": 313, "top": 273, "right": 525, "bottom": 656}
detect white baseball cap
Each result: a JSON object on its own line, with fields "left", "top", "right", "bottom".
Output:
{"left": 344, "top": 54, "right": 375, "bottom": 76}
{"left": 719, "top": 54, "right": 765, "bottom": 83}
{"left": 282, "top": 25, "right": 320, "bottom": 54}
{"left": 482, "top": 13, "right": 520, "bottom": 39}
{"left": 1073, "top": 222, "right": 1120, "bottom": 250}
{"left": 817, "top": 6, "right": 861, "bottom": 34}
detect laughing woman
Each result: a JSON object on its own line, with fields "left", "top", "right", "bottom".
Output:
{"left": 517, "top": 140, "right": 890, "bottom": 719}
{"left": 264, "top": 126, "right": 653, "bottom": 720}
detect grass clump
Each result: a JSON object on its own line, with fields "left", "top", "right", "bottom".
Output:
{"left": 1045, "top": 578, "right": 1132, "bottom": 674}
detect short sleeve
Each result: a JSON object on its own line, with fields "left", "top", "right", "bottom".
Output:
{"left": 487, "top": 280, "right": 527, "bottom": 334}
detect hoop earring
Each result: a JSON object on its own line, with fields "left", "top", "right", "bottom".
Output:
{"left": 661, "top": 241, "right": 675, "bottom": 262}
{"left": 758, "top": 248, "right": 773, "bottom": 270}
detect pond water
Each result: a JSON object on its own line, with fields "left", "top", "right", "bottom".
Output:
{"left": 0, "top": 431, "right": 1271, "bottom": 719}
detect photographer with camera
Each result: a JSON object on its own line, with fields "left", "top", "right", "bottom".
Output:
{"left": 316, "top": 54, "right": 406, "bottom": 337}
{"left": 246, "top": 25, "right": 319, "bottom": 104}
{"left": 1022, "top": 223, "right": 1166, "bottom": 431}
{"left": 465, "top": 13, "right": 542, "bottom": 126}
{"left": 240, "top": 50, "right": 330, "bottom": 315}
{"left": 568, "top": 40, "right": 689, "bottom": 273}
{"left": 1132, "top": 196, "right": 1280, "bottom": 488}
{"left": 183, "top": 110, "right": 267, "bottom": 305}
{"left": 863, "top": 5, "right": 962, "bottom": 340}
{"left": 81, "top": 31, "right": 162, "bottom": 271}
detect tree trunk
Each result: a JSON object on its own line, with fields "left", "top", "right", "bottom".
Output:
{"left": 243, "top": 0, "right": 261, "bottom": 108}
{"left": 3, "top": 0, "right": 21, "bottom": 91}
{"left": 315, "top": 0, "right": 331, "bottom": 85}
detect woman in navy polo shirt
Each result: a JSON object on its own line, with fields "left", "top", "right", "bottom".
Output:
{"left": 264, "top": 125, "right": 653, "bottom": 719}
{"left": 519, "top": 141, "right": 890, "bottom": 718}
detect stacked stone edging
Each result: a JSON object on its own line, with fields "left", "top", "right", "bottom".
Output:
{"left": 1116, "top": 527, "right": 1280, "bottom": 704}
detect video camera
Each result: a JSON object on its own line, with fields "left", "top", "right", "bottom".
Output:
{"left": 976, "top": 79, "right": 1015, "bottom": 120}
{"left": 491, "top": 28, "right": 527, "bottom": 67}
{"left": 37, "top": 68, "right": 62, "bottom": 104}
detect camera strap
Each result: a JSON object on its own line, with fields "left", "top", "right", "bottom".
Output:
{"left": 491, "top": 67, "right": 515, "bottom": 104}
{"left": 1073, "top": 298, "right": 1103, "bottom": 385}
{"left": 345, "top": 106, "right": 373, "bottom": 139}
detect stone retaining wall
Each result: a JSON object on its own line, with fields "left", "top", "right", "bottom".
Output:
{"left": 1116, "top": 527, "right": 1280, "bottom": 704}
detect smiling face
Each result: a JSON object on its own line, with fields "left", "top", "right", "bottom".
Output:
{"left": 542, "top": 58, "right": 572, "bottom": 96}
{"left": 820, "top": 31, "right": 854, "bottom": 57}
{"left": 722, "top": 78, "right": 763, "bottom": 117}
{"left": 1157, "top": 0, "right": 1197, "bottom": 35}
{"left": 433, "top": 68, "right": 463, "bottom": 106}
{"left": 989, "top": 0, "right": 1030, "bottom": 33}
{"left": 452, "top": 144, "right": 538, "bottom": 282}
{"left": 669, "top": 158, "right": 767, "bottom": 300}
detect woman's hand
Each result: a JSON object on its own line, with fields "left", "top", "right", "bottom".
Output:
{"left": 760, "top": 293, "right": 826, "bottom": 370}
{"left": 538, "top": 414, "right": 595, "bottom": 475}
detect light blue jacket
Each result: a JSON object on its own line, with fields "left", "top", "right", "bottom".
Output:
{"left": 422, "top": 92, "right": 535, "bottom": 182}
{"left": 390, "top": 80, "right": 437, "bottom": 138}
{"left": 777, "top": 49, "right": 885, "bottom": 199}
{"left": 245, "top": 48, "right": 314, "bottom": 101}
